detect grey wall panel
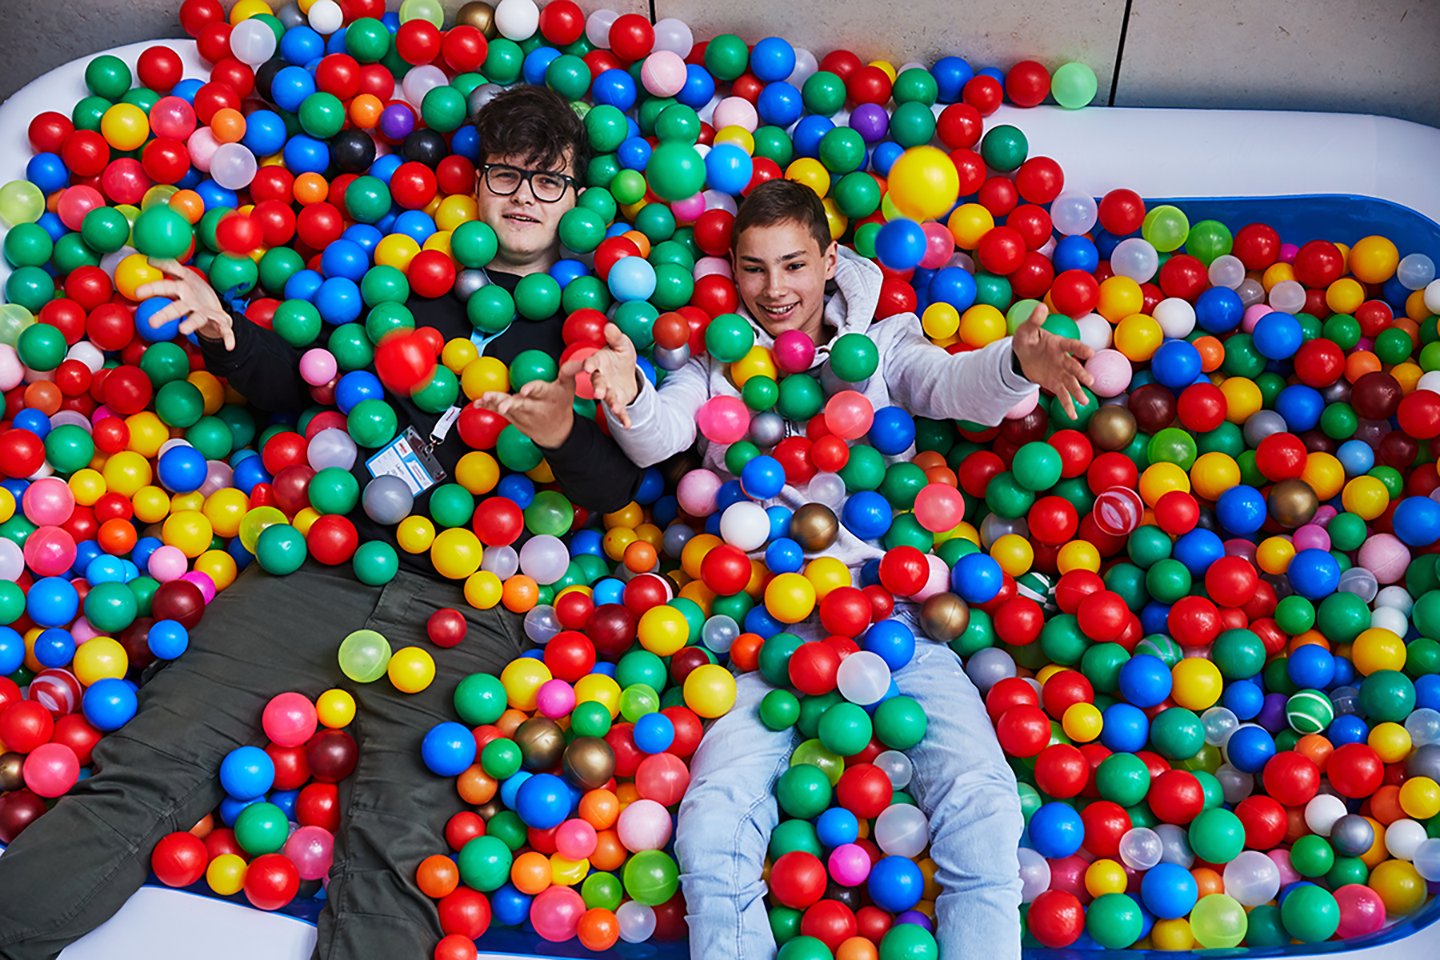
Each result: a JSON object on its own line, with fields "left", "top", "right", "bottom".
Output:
{"left": 1115, "top": 0, "right": 1440, "bottom": 128}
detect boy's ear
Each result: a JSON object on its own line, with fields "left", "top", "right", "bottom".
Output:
{"left": 823, "top": 240, "right": 839, "bottom": 280}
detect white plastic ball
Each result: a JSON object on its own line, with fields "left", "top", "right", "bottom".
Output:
{"left": 493, "top": 0, "right": 540, "bottom": 41}
{"left": 718, "top": 500, "right": 770, "bottom": 551}
{"left": 1305, "top": 793, "right": 1348, "bottom": 837}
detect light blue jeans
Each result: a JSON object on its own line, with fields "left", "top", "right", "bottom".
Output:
{"left": 675, "top": 629, "right": 1024, "bottom": 960}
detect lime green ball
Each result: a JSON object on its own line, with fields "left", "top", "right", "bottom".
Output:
{"left": 1051, "top": 62, "right": 1099, "bottom": 109}
{"left": 1142, "top": 205, "right": 1191, "bottom": 254}
{"left": 623, "top": 850, "right": 678, "bottom": 906}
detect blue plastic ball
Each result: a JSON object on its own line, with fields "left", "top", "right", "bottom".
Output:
{"left": 1326, "top": 713, "right": 1369, "bottom": 746}
{"left": 874, "top": 219, "right": 927, "bottom": 271}
{"left": 756, "top": 81, "right": 803, "bottom": 128}
{"left": 740, "top": 455, "right": 785, "bottom": 500}
{"left": 26, "top": 576, "right": 79, "bottom": 628}
{"left": 220, "top": 745, "right": 276, "bottom": 801}
{"left": 632, "top": 712, "right": 675, "bottom": 754}
{"left": 704, "top": 143, "right": 753, "bottom": 195}
{"left": 156, "top": 445, "right": 208, "bottom": 494}
{"left": 867, "top": 855, "right": 925, "bottom": 912}
{"left": 1118, "top": 654, "right": 1173, "bottom": 708}
{"left": 862, "top": 620, "right": 916, "bottom": 671}
{"left": 607, "top": 256, "right": 657, "bottom": 303}
{"left": 765, "top": 538, "right": 804, "bottom": 575}
{"left": 749, "top": 37, "right": 797, "bottom": 82}
{"left": 816, "top": 807, "right": 859, "bottom": 847}
{"left": 1222, "top": 678, "right": 1264, "bottom": 720}
{"left": 1287, "top": 643, "right": 1336, "bottom": 690}
{"left": 515, "top": 772, "right": 571, "bottom": 829}
{"left": 1336, "top": 439, "right": 1375, "bottom": 477}
{"left": 148, "top": 619, "right": 190, "bottom": 660}
{"left": 927, "top": 266, "right": 977, "bottom": 311}
{"left": 1027, "top": 802, "right": 1085, "bottom": 859}
{"left": 1171, "top": 528, "right": 1224, "bottom": 576}
{"left": 950, "top": 552, "right": 1003, "bottom": 604}
{"left": 841, "top": 490, "right": 893, "bottom": 541}
{"left": 421, "top": 721, "right": 478, "bottom": 776}
{"left": 868, "top": 407, "right": 917, "bottom": 456}
{"left": 1287, "top": 549, "right": 1341, "bottom": 600}
{"left": 1195, "top": 286, "right": 1244, "bottom": 333}
{"left": 1274, "top": 385, "right": 1323, "bottom": 432}
{"left": 1216, "top": 485, "right": 1266, "bottom": 535}
{"left": 1224, "top": 724, "right": 1276, "bottom": 774}
{"left": 1252, "top": 311, "right": 1303, "bottom": 359}
{"left": 1393, "top": 495, "right": 1440, "bottom": 547}
{"left": 490, "top": 882, "right": 533, "bottom": 926}
{"left": 32, "top": 628, "right": 76, "bottom": 669}
{"left": 82, "top": 678, "right": 138, "bottom": 731}
{"left": 1099, "top": 703, "right": 1150, "bottom": 754}
{"left": 1140, "top": 862, "right": 1199, "bottom": 919}
{"left": 1150, "top": 340, "right": 1202, "bottom": 389}
{"left": 0, "top": 626, "right": 24, "bottom": 676}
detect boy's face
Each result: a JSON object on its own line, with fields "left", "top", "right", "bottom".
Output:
{"left": 475, "top": 150, "right": 578, "bottom": 275}
{"left": 732, "top": 219, "right": 838, "bottom": 342}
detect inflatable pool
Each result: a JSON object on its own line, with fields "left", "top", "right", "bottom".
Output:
{"left": 2, "top": 29, "right": 1439, "bottom": 960}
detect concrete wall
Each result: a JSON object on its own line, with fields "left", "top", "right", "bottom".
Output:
{"left": 2, "top": 0, "right": 1438, "bottom": 128}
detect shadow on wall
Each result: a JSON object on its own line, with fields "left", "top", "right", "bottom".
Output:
{"left": 0, "top": 4, "right": 188, "bottom": 105}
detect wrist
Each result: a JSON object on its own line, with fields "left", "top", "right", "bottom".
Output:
{"left": 536, "top": 407, "right": 575, "bottom": 450}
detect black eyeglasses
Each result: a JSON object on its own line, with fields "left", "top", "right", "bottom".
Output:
{"left": 480, "top": 164, "right": 576, "bottom": 203}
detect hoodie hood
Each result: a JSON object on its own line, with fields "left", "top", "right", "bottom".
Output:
{"left": 733, "top": 246, "right": 885, "bottom": 371}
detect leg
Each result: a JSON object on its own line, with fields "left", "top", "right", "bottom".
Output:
{"left": 895, "top": 641, "right": 1024, "bottom": 960}
{"left": 314, "top": 569, "right": 525, "bottom": 960}
{"left": 675, "top": 670, "right": 795, "bottom": 960}
{"left": 0, "top": 561, "right": 382, "bottom": 960}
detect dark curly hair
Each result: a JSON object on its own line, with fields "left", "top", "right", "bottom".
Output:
{"left": 732, "top": 179, "right": 833, "bottom": 255}
{"left": 472, "top": 85, "right": 591, "bottom": 179}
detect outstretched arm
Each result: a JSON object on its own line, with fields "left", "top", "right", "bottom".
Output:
{"left": 585, "top": 323, "right": 709, "bottom": 469}
{"left": 1010, "top": 304, "right": 1095, "bottom": 419}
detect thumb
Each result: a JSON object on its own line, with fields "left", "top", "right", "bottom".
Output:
{"left": 1028, "top": 302, "right": 1049, "bottom": 325}
{"left": 557, "top": 356, "right": 584, "bottom": 387}
{"left": 604, "top": 323, "right": 633, "bottom": 355}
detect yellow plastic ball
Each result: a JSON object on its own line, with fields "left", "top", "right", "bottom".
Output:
{"left": 441, "top": 337, "right": 479, "bottom": 373}
{"left": 1256, "top": 536, "right": 1297, "bottom": 576}
{"left": 803, "top": 556, "right": 851, "bottom": 600}
{"left": 238, "top": 505, "right": 288, "bottom": 553}
{"left": 1349, "top": 235, "right": 1399, "bottom": 284}
{"left": 712, "top": 126, "right": 754, "bottom": 153}
{"left": 115, "top": 254, "right": 164, "bottom": 301}
{"left": 574, "top": 673, "right": 622, "bottom": 717}
{"left": 193, "top": 549, "right": 237, "bottom": 591}
{"left": 125, "top": 411, "right": 170, "bottom": 458}
{"left": 729, "top": 344, "right": 778, "bottom": 389}
{"left": 171, "top": 490, "right": 206, "bottom": 515}
{"left": 452, "top": 452, "right": 500, "bottom": 497}
{"left": 202, "top": 487, "right": 250, "bottom": 538}
{"left": 1085, "top": 859, "right": 1128, "bottom": 897}
{"left": 603, "top": 527, "right": 637, "bottom": 561}
{"left": 683, "top": 663, "right": 738, "bottom": 719}
{"left": 102, "top": 451, "right": 153, "bottom": 497}
{"left": 921, "top": 302, "right": 960, "bottom": 340}
{"left": 1139, "top": 462, "right": 1190, "bottom": 506}
{"left": 1150, "top": 918, "right": 1195, "bottom": 950}
{"left": 461, "top": 355, "right": 509, "bottom": 399}
{"left": 680, "top": 534, "right": 721, "bottom": 580}
{"left": 549, "top": 853, "right": 589, "bottom": 887}
{"left": 821, "top": 197, "right": 847, "bottom": 242}
{"left": 396, "top": 514, "right": 437, "bottom": 554}
{"left": 436, "top": 194, "right": 478, "bottom": 231}
{"left": 1096, "top": 276, "right": 1144, "bottom": 323}
{"left": 959, "top": 304, "right": 1008, "bottom": 347}
{"left": 463, "top": 570, "right": 503, "bottom": 609}
{"left": 765, "top": 572, "right": 817, "bottom": 623}
{"left": 1056, "top": 540, "right": 1100, "bottom": 574}
{"left": 1397, "top": 776, "right": 1440, "bottom": 820}
{"left": 991, "top": 534, "right": 1034, "bottom": 577}
{"left": 67, "top": 470, "right": 106, "bottom": 507}
{"left": 603, "top": 502, "right": 644, "bottom": 530}
{"left": 431, "top": 527, "right": 483, "bottom": 579}
{"left": 100, "top": 103, "right": 150, "bottom": 151}
{"left": 785, "top": 157, "right": 831, "bottom": 198}
{"left": 187, "top": 371, "right": 225, "bottom": 414}
{"left": 0, "top": 489, "right": 15, "bottom": 523}
{"left": 1171, "top": 657, "right": 1224, "bottom": 710}
{"left": 1325, "top": 277, "right": 1365, "bottom": 314}
{"left": 677, "top": 580, "right": 714, "bottom": 614}
{"left": 946, "top": 203, "right": 994, "bottom": 249}
{"left": 131, "top": 485, "right": 172, "bottom": 525}
{"left": 387, "top": 646, "right": 436, "bottom": 694}
{"left": 637, "top": 604, "right": 689, "bottom": 657}
{"left": 1300, "top": 453, "right": 1345, "bottom": 500}
{"left": 207, "top": 854, "right": 248, "bottom": 896}
{"left": 1190, "top": 452, "right": 1240, "bottom": 501}
{"left": 500, "top": 658, "right": 552, "bottom": 711}
{"left": 163, "top": 510, "right": 214, "bottom": 558}
{"left": 316, "top": 688, "right": 356, "bottom": 728}
{"left": 1367, "top": 721, "right": 1412, "bottom": 764}
{"left": 886, "top": 146, "right": 961, "bottom": 222}
{"left": 1368, "top": 859, "right": 1426, "bottom": 915}
{"left": 374, "top": 234, "right": 421, "bottom": 271}
{"left": 1062, "top": 702, "right": 1103, "bottom": 743}
{"left": 72, "top": 636, "right": 128, "bottom": 686}
{"left": 1352, "top": 627, "right": 1406, "bottom": 676}
{"left": 229, "top": 0, "right": 274, "bottom": 23}
{"left": 1219, "top": 377, "right": 1262, "bottom": 424}
{"left": 1114, "top": 314, "right": 1163, "bottom": 361}
{"left": 1341, "top": 475, "right": 1389, "bottom": 520}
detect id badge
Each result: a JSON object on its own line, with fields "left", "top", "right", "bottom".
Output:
{"left": 365, "top": 426, "right": 447, "bottom": 496}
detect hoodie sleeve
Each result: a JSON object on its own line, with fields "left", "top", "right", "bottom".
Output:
{"left": 877, "top": 314, "right": 1039, "bottom": 426}
{"left": 603, "top": 358, "right": 711, "bottom": 468}
{"left": 196, "top": 309, "right": 311, "bottom": 412}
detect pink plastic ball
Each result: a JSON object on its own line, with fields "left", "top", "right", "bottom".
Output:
{"left": 200, "top": 460, "right": 235, "bottom": 496}
{"left": 635, "top": 752, "right": 690, "bottom": 806}
{"left": 530, "top": 885, "right": 585, "bottom": 942}
{"left": 24, "top": 477, "right": 75, "bottom": 525}
{"left": 911, "top": 553, "right": 951, "bottom": 602}
{"left": 147, "top": 545, "right": 189, "bottom": 582}
{"left": 919, "top": 222, "right": 956, "bottom": 269}
{"left": 1241, "top": 303, "right": 1272, "bottom": 334}
{"left": 535, "top": 678, "right": 577, "bottom": 719}
{"left": 1046, "top": 854, "right": 1091, "bottom": 903}
{"left": 676, "top": 469, "right": 722, "bottom": 517}
{"left": 615, "top": 797, "right": 672, "bottom": 852}
{"left": 670, "top": 192, "right": 705, "bottom": 222}
{"left": 284, "top": 824, "right": 335, "bottom": 881}
{"left": 57, "top": 186, "right": 105, "bottom": 232}
{"left": 696, "top": 396, "right": 751, "bottom": 444}
{"left": 70, "top": 618, "right": 103, "bottom": 644}
{"left": 1006, "top": 390, "right": 1040, "bottom": 419}
{"left": 1292, "top": 524, "right": 1331, "bottom": 552}
{"left": 180, "top": 571, "right": 217, "bottom": 603}
{"left": 555, "top": 818, "right": 598, "bottom": 861}
{"left": 1334, "top": 884, "right": 1386, "bottom": 938}
{"left": 23, "top": 526, "right": 77, "bottom": 577}
{"left": 773, "top": 329, "right": 816, "bottom": 374}
{"left": 1357, "top": 532, "right": 1409, "bottom": 584}
{"left": 150, "top": 96, "right": 197, "bottom": 139}
{"left": 1084, "top": 350, "right": 1133, "bottom": 398}
{"left": 23, "top": 742, "right": 80, "bottom": 798}
{"left": 299, "top": 348, "right": 338, "bottom": 387}
{"left": 186, "top": 127, "right": 221, "bottom": 171}
{"left": 914, "top": 483, "right": 965, "bottom": 532}
{"left": 693, "top": 256, "right": 733, "bottom": 280}
{"left": 262, "top": 692, "right": 319, "bottom": 748}
{"left": 824, "top": 390, "right": 874, "bottom": 440}
{"left": 711, "top": 96, "right": 758, "bottom": 131}
{"left": 827, "top": 843, "right": 872, "bottom": 886}
{"left": 1266, "top": 848, "right": 1300, "bottom": 888}
{"left": 640, "top": 50, "right": 687, "bottom": 97}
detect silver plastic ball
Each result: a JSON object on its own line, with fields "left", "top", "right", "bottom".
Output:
{"left": 1329, "top": 814, "right": 1375, "bottom": 857}
{"left": 275, "top": 3, "right": 306, "bottom": 28}
{"left": 748, "top": 411, "right": 786, "bottom": 448}
{"left": 1242, "top": 409, "right": 1288, "bottom": 448}
{"left": 468, "top": 83, "right": 504, "bottom": 122}
{"left": 653, "top": 344, "right": 692, "bottom": 371}
{"left": 1407, "top": 743, "right": 1440, "bottom": 781}
{"left": 362, "top": 475, "right": 414, "bottom": 524}
{"left": 454, "top": 268, "right": 490, "bottom": 302}
{"left": 1320, "top": 378, "right": 1351, "bottom": 404}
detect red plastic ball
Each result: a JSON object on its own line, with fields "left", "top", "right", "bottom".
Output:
{"left": 438, "top": 886, "right": 492, "bottom": 939}
{"left": 993, "top": 596, "right": 1043, "bottom": 646}
{"left": 1076, "top": 591, "right": 1128, "bottom": 642}
{"left": 788, "top": 641, "right": 841, "bottom": 697}
{"left": 1327, "top": 742, "right": 1385, "bottom": 798}
{"left": 995, "top": 704, "right": 1050, "bottom": 758}
{"left": 1232, "top": 223, "right": 1281, "bottom": 271}
{"left": 1097, "top": 189, "right": 1145, "bottom": 236}
{"left": 1262, "top": 751, "right": 1320, "bottom": 807}
{"left": 1292, "top": 240, "right": 1346, "bottom": 287}
{"left": 1028, "top": 890, "right": 1085, "bottom": 948}
{"left": 306, "top": 728, "right": 358, "bottom": 783}
{"left": 607, "top": 13, "right": 655, "bottom": 60}
{"left": 1234, "top": 795, "right": 1287, "bottom": 850}
{"left": 835, "top": 763, "right": 893, "bottom": 819}
{"left": 244, "top": 853, "right": 300, "bottom": 910}
{"left": 961, "top": 75, "right": 1004, "bottom": 116}
{"left": 1081, "top": 800, "right": 1132, "bottom": 858}
{"left": 1034, "top": 744, "right": 1089, "bottom": 799}
{"left": 1005, "top": 60, "right": 1051, "bottom": 107}
{"left": 1148, "top": 769, "right": 1205, "bottom": 824}
{"left": 801, "top": 900, "right": 858, "bottom": 953}
{"left": 1167, "top": 595, "right": 1220, "bottom": 647}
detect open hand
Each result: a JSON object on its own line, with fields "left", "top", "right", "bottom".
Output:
{"left": 584, "top": 324, "right": 640, "bottom": 429}
{"left": 134, "top": 258, "right": 236, "bottom": 350}
{"left": 1012, "top": 303, "right": 1095, "bottom": 420}
{"left": 476, "top": 357, "right": 580, "bottom": 449}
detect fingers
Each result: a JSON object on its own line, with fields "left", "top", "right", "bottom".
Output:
{"left": 1061, "top": 337, "right": 1096, "bottom": 361}
{"left": 1029, "top": 302, "right": 1048, "bottom": 324}
{"left": 133, "top": 280, "right": 187, "bottom": 301}
{"left": 148, "top": 301, "right": 191, "bottom": 327}
{"left": 603, "top": 323, "right": 629, "bottom": 351}
{"left": 1056, "top": 387, "right": 1077, "bottom": 420}
{"left": 148, "top": 257, "right": 189, "bottom": 280}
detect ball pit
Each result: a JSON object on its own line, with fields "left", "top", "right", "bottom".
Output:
{"left": 1, "top": 2, "right": 1440, "bottom": 960}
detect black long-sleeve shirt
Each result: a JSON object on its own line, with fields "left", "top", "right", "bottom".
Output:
{"left": 198, "top": 270, "right": 645, "bottom": 577}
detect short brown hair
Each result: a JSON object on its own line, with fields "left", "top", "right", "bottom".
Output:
{"left": 732, "top": 179, "right": 832, "bottom": 255}
{"left": 473, "top": 85, "right": 591, "bottom": 179}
